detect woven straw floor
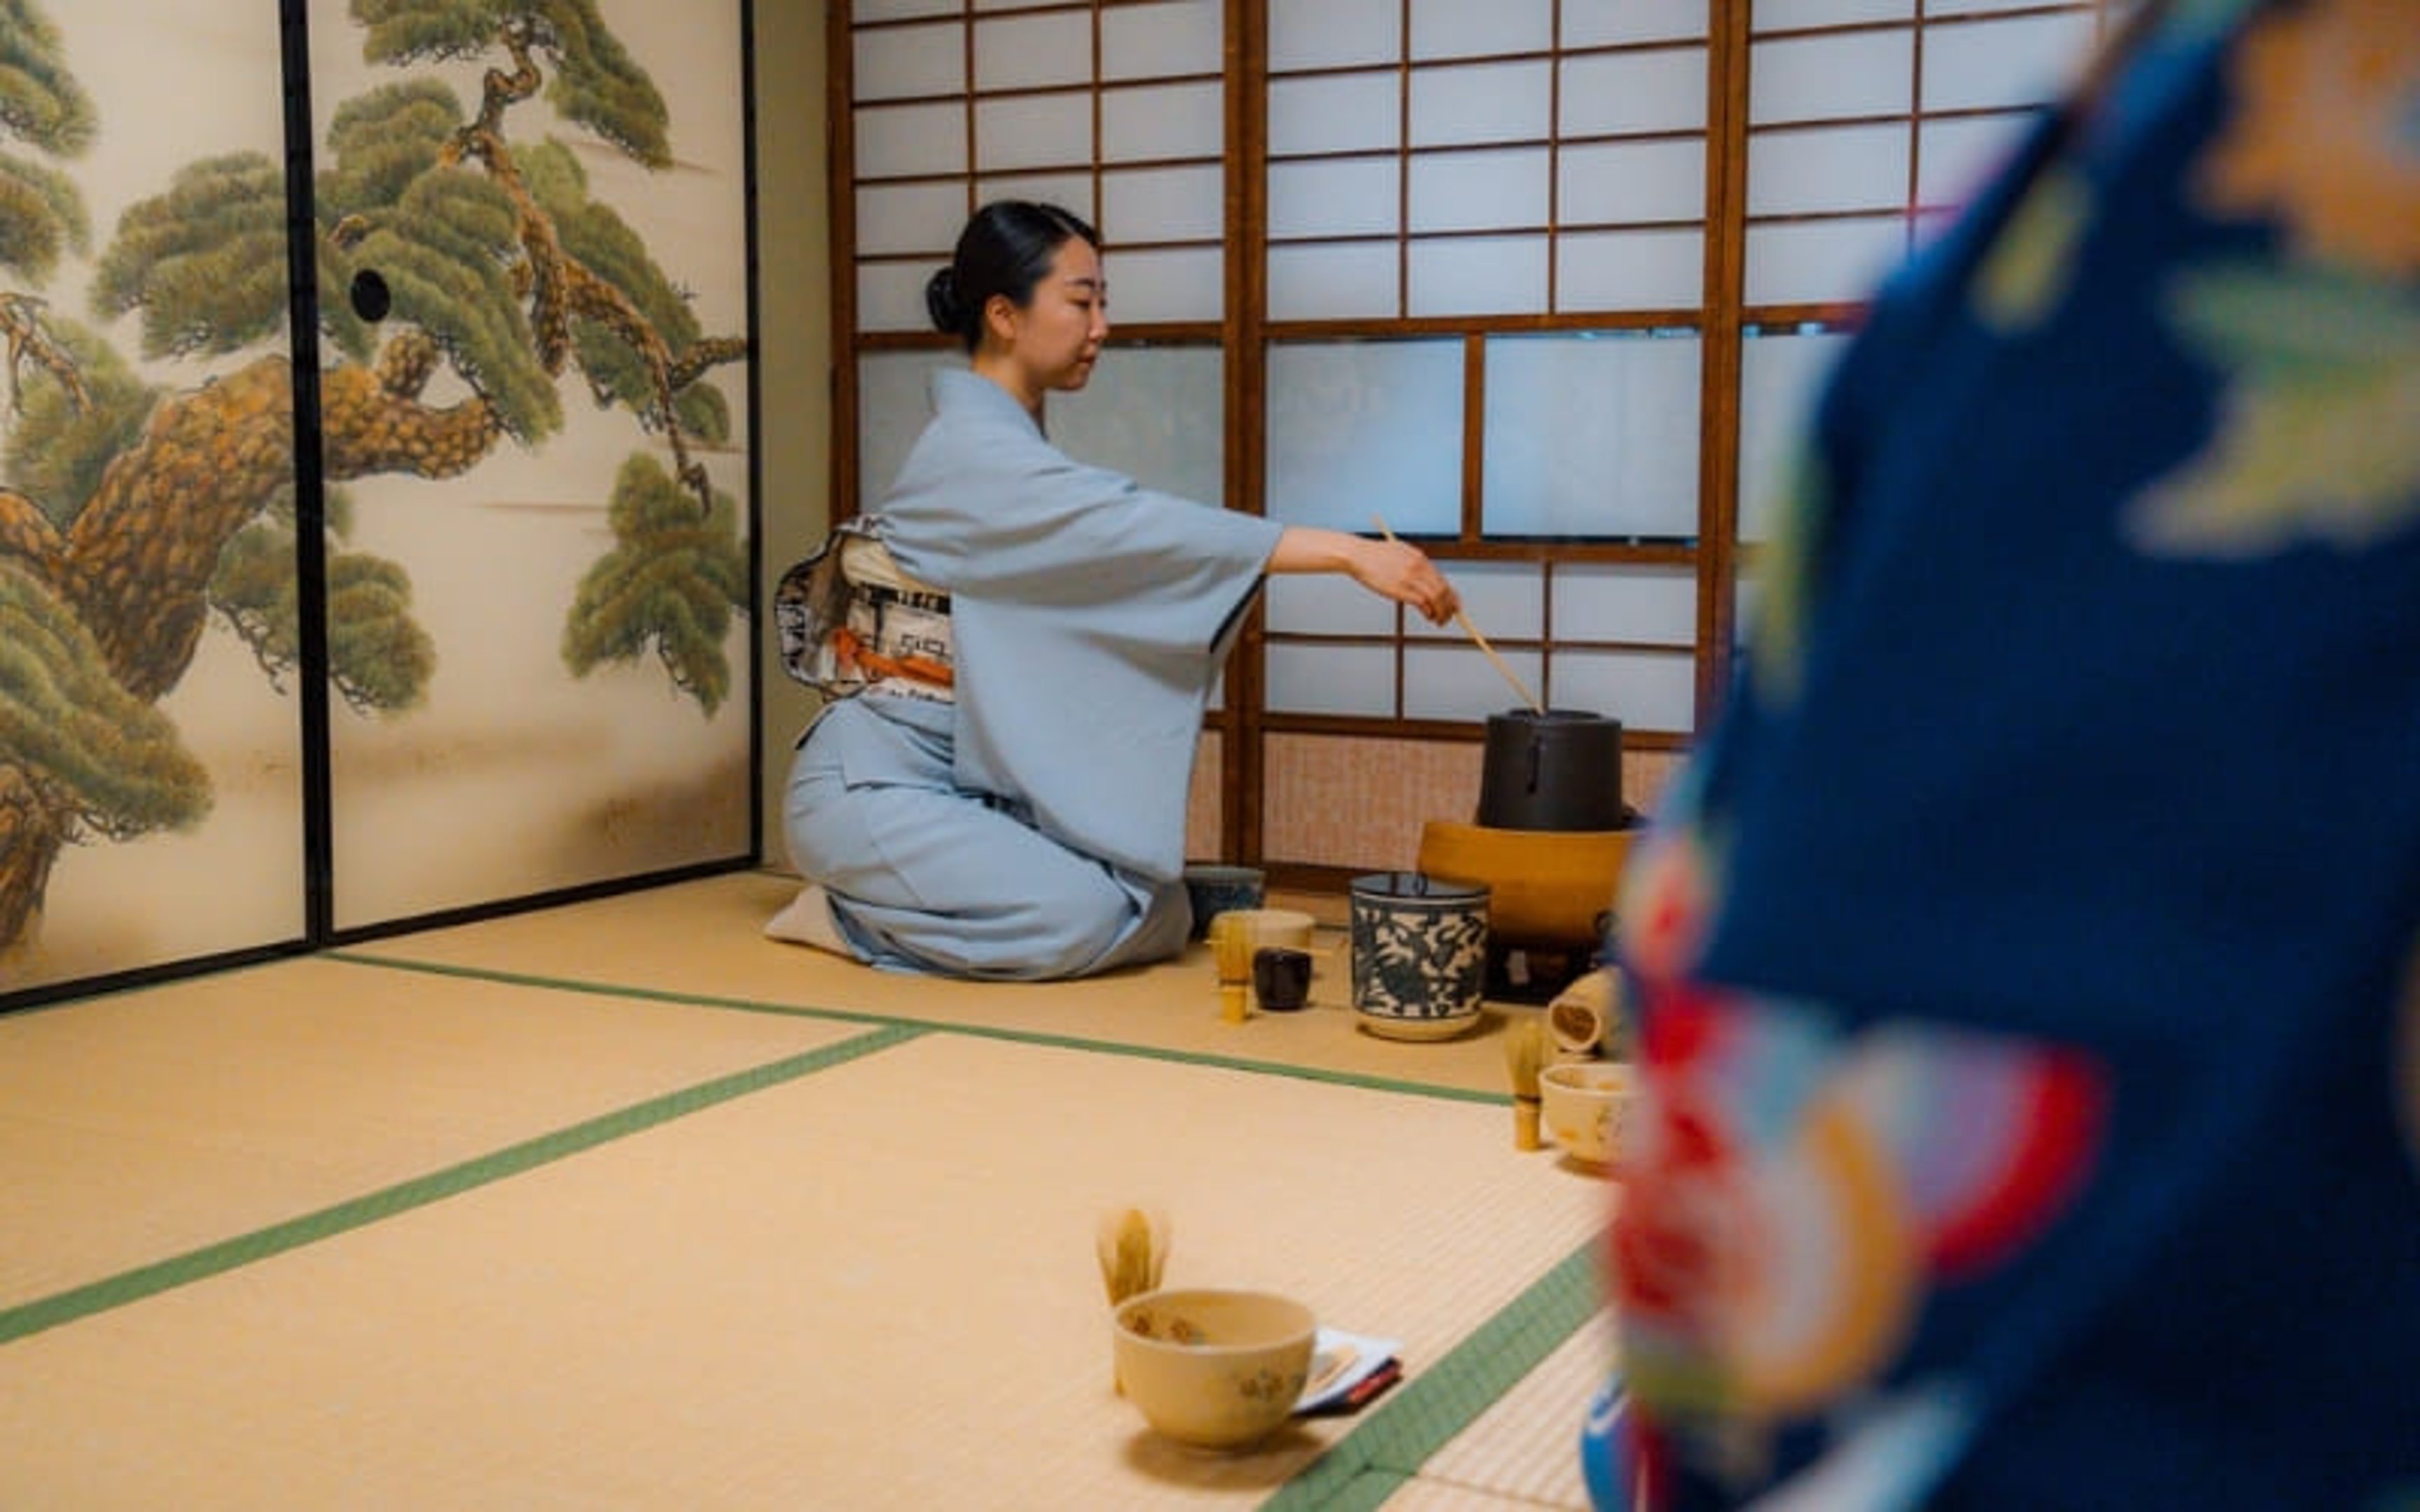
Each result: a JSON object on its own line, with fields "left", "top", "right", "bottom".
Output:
{"left": 1, "top": 871, "right": 1617, "bottom": 1509}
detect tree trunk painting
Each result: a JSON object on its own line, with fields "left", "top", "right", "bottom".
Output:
{"left": 0, "top": 0, "right": 751, "bottom": 984}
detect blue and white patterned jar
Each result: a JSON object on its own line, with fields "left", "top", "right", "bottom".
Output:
{"left": 1349, "top": 872, "right": 1489, "bottom": 1034}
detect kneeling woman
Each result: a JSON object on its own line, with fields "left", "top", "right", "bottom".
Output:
{"left": 772, "top": 200, "right": 1457, "bottom": 979}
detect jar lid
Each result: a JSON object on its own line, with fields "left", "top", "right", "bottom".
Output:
{"left": 1350, "top": 870, "right": 1489, "bottom": 902}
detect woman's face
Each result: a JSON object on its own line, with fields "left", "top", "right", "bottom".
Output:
{"left": 987, "top": 237, "right": 1109, "bottom": 393}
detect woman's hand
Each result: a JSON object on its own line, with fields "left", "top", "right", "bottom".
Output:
{"left": 1347, "top": 536, "right": 1460, "bottom": 625}
{"left": 1269, "top": 527, "right": 1461, "bottom": 625}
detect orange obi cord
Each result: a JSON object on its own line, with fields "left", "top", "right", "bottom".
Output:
{"left": 831, "top": 626, "right": 955, "bottom": 690}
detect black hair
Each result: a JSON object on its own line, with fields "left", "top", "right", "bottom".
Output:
{"left": 924, "top": 200, "right": 1101, "bottom": 354}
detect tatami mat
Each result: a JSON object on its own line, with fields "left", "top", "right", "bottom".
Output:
{"left": 1389, "top": 1312, "right": 1615, "bottom": 1511}
{"left": 0, "top": 1032, "right": 1608, "bottom": 1508}
{"left": 0, "top": 956, "right": 866, "bottom": 1314}
{"left": 343, "top": 870, "right": 1535, "bottom": 1098}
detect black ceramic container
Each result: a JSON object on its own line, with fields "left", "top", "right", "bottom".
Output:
{"left": 1251, "top": 946, "right": 1313, "bottom": 1011}
{"left": 1476, "top": 708, "right": 1627, "bottom": 832}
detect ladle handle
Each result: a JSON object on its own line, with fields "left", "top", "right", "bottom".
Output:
{"left": 1370, "top": 513, "right": 1546, "bottom": 715}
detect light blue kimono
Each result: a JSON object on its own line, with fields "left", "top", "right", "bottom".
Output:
{"left": 781, "top": 368, "right": 1283, "bottom": 979}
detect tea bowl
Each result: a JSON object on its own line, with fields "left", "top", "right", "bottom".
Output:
{"left": 1538, "top": 1060, "right": 1635, "bottom": 1170}
{"left": 1112, "top": 1287, "right": 1316, "bottom": 1450}
{"left": 1183, "top": 864, "right": 1266, "bottom": 939}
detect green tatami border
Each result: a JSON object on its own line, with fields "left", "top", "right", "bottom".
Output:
{"left": 0, "top": 1022, "right": 924, "bottom": 1348}
{"left": 331, "top": 950, "right": 1510, "bottom": 1108}
{"left": 1260, "top": 1238, "right": 1607, "bottom": 1512}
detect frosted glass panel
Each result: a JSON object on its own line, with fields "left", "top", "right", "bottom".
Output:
{"left": 1917, "top": 113, "right": 2033, "bottom": 209}
{"left": 1410, "top": 62, "right": 1552, "bottom": 148}
{"left": 974, "top": 12, "right": 1094, "bottom": 91}
{"left": 1748, "top": 123, "right": 1912, "bottom": 216}
{"left": 1744, "top": 217, "right": 1907, "bottom": 305}
{"left": 1560, "top": 140, "right": 1706, "bottom": 225}
{"left": 1270, "top": 73, "right": 1400, "bottom": 156}
{"left": 858, "top": 351, "right": 952, "bottom": 507}
{"left": 1270, "top": 159, "right": 1400, "bottom": 240}
{"left": 1267, "top": 573, "right": 1397, "bottom": 636}
{"left": 975, "top": 94, "right": 1092, "bottom": 172}
{"left": 1410, "top": 236, "right": 1548, "bottom": 318}
{"left": 1564, "top": 0, "right": 1711, "bottom": 45}
{"left": 1097, "top": 246, "right": 1224, "bottom": 323}
{"left": 1739, "top": 330, "right": 1852, "bottom": 542}
{"left": 1104, "top": 166, "right": 1225, "bottom": 243}
{"left": 1483, "top": 335, "right": 1700, "bottom": 540}
{"left": 1561, "top": 50, "right": 1709, "bottom": 136}
{"left": 1050, "top": 346, "right": 1225, "bottom": 504}
{"left": 1265, "top": 341, "right": 1462, "bottom": 533}
{"left": 1411, "top": 0, "right": 1553, "bottom": 59}
{"left": 856, "top": 22, "right": 965, "bottom": 101}
{"left": 1101, "top": 1, "right": 1223, "bottom": 79}
{"left": 1104, "top": 83, "right": 1224, "bottom": 162}
{"left": 1268, "top": 645, "right": 1397, "bottom": 716}
{"left": 856, "top": 0, "right": 958, "bottom": 19}
{"left": 1751, "top": 0, "right": 1914, "bottom": 27}
{"left": 975, "top": 172, "right": 1096, "bottom": 220}
{"left": 856, "top": 182, "right": 967, "bottom": 257}
{"left": 1407, "top": 646, "right": 1549, "bottom": 721}
{"left": 1405, "top": 562, "right": 1542, "bottom": 641}
{"left": 1268, "top": 243, "right": 1400, "bottom": 321}
{"left": 1270, "top": 0, "right": 1400, "bottom": 71}
{"left": 1557, "top": 230, "right": 1704, "bottom": 311}
{"left": 858, "top": 260, "right": 940, "bottom": 334}
{"left": 1924, "top": 13, "right": 2094, "bottom": 111}
{"left": 1552, "top": 564, "right": 1699, "bottom": 643}
{"left": 856, "top": 102, "right": 966, "bottom": 179}
{"left": 1750, "top": 30, "right": 1914, "bottom": 122}
{"left": 1550, "top": 650, "right": 1699, "bottom": 732}
{"left": 1409, "top": 148, "right": 1549, "bottom": 233}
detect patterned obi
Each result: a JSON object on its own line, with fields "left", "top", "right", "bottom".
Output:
{"left": 775, "top": 522, "right": 955, "bottom": 704}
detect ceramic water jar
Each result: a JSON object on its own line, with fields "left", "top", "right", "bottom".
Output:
{"left": 1348, "top": 872, "right": 1489, "bottom": 1040}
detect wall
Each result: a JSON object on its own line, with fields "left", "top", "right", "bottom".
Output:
{"left": 752, "top": 0, "right": 833, "bottom": 864}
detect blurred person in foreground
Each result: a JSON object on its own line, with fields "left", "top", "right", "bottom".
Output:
{"left": 1589, "top": 1, "right": 2419, "bottom": 1506}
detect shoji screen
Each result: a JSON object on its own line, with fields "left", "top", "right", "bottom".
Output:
{"left": 827, "top": 1, "right": 2132, "bottom": 883}
{"left": 1258, "top": 1, "right": 1714, "bottom": 874}
{"left": 1, "top": 1, "right": 308, "bottom": 995}
{"left": 1736, "top": 0, "right": 2121, "bottom": 627}
{"left": 307, "top": 0, "right": 758, "bottom": 930}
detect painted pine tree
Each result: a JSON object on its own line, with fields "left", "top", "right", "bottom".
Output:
{"left": 0, "top": 0, "right": 750, "bottom": 958}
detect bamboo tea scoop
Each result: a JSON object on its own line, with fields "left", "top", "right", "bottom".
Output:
{"left": 1370, "top": 513, "right": 1545, "bottom": 715}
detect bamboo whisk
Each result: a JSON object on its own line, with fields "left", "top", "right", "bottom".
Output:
{"left": 1211, "top": 912, "right": 1253, "bottom": 1024}
{"left": 1503, "top": 1017, "right": 1554, "bottom": 1151}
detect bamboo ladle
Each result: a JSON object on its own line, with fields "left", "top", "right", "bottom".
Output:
{"left": 1371, "top": 513, "right": 1545, "bottom": 716}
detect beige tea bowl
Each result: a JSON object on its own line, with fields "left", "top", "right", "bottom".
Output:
{"left": 1111, "top": 1287, "right": 1316, "bottom": 1450}
{"left": 1539, "top": 1060, "right": 1636, "bottom": 1170}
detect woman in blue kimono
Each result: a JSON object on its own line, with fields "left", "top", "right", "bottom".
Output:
{"left": 772, "top": 201, "right": 1458, "bottom": 980}
{"left": 1587, "top": 1, "right": 2420, "bottom": 1506}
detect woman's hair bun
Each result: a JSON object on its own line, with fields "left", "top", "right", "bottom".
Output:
{"left": 924, "top": 267, "right": 966, "bottom": 337}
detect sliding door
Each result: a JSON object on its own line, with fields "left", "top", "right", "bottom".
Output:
{"left": 305, "top": 0, "right": 757, "bottom": 930}
{"left": 3, "top": 0, "right": 760, "bottom": 1004}
{"left": 0, "top": 0, "right": 308, "bottom": 993}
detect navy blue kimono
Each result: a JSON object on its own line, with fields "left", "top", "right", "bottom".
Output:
{"left": 1595, "top": 2, "right": 2420, "bottom": 1505}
